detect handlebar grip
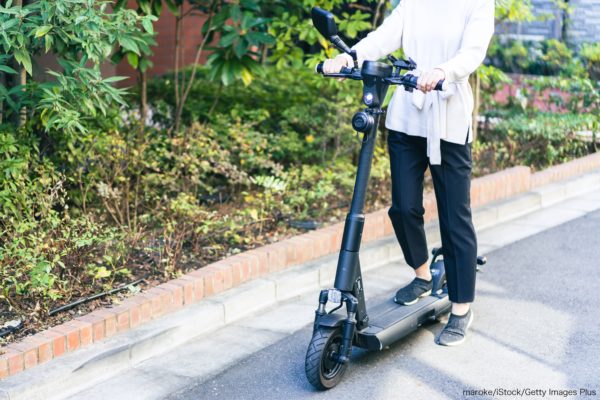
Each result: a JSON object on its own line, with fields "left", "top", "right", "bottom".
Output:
{"left": 316, "top": 62, "right": 353, "bottom": 76}
{"left": 404, "top": 74, "right": 448, "bottom": 92}
{"left": 435, "top": 80, "right": 448, "bottom": 91}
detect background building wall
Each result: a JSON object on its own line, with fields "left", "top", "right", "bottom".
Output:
{"left": 567, "top": 0, "right": 600, "bottom": 44}
{"left": 500, "top": 0, "right": 600, "bottom": 44}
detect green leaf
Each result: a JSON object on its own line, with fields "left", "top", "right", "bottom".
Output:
{"left": 34, "top": 25, "right": 52, "bottom": 38}
{"left": 240, "top": 0, "right": 261, "bottom": 12}
{"left": 13, "top": 49, "right": 32, "bottom": 75}
{"left": 127, "top": 52, "right": 139, "bottom": 69}
{"left": 139, "top": 0, "right": 152, "bottom": 15}
{"left": 246, "top": 32, "right": 275, "bottom": 45}
{"left": 229, "top": 5, "right": 241, "bottom": 22}
{"left": 142, "top": 18, "right": 154, "bottom": 34}
{"left": 118, "top": 37, "right": 140, "bottom": 55}
{"left": 234, "top": 40, "right": 247, "bottom": 58}
{"left": 103, "top": 76, "right": 128, "bottom": 84}
{"left": 152, "top": 0, "right": 163, "bottom": 16}
{"left": 114, "top": 0, "right": 128, "bottom": 10}
{"left": 44, "top": 34, "right": 53, "bottom": 53}
{"left": 2, "top": 18, "right": 18, "bottom": 31}
{"left": 219, "top": 31, "right": 239, "bottom": 48}
{"left": 139, "top": 57, "right": 153, "bottom": 73}
{"left": 240, "top": 67, "right": 253, "bottom": 86}
{"left": 165, "top": 0, "right": 179, "bottom": 15}
{"left": 94, "top": 266, "right": 111, "bottom": 279}
{"left": 0, "top": 65, "right": 17, "bottom": 74}
{"left": 241, "top": 16, "right": 268, "bottom": 31}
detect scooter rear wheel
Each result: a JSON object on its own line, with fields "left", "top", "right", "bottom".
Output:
{"left": 305, "top": 327, "right": 348, "bottom": 390}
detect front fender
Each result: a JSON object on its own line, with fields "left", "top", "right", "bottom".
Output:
{"left": 315, "top": 312, "right": 346, "bottom": 329}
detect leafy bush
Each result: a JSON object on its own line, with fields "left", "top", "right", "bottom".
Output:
{"left": 0, "top": 129, "right": 128, "bottom": 309}
{"left": 487, "top": 38, "right": 587, "bottom": 77}
{"left": 522, "top": 75, "right": 599, "bottom": 115}
{"left": 0, "top": 0, "right": 154, "bottom": 135}
{"left": 476, "top": 111, "right": 596, "bottom": 173}
{"left": 147, "top": 65, "right": 359, "bottom": 166}
{"left": 580, "top": 42, "right": 600, "bottom": 80}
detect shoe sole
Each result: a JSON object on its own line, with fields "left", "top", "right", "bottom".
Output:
{"left": 436, "top": 310, "right": 474, "bottom": 347}
{"left": 394, "top": 289, "right": 432, "bottom": 306}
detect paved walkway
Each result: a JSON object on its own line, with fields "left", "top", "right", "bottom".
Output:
{"left": 63, "top": 189, "right": 600, "bottom": 400}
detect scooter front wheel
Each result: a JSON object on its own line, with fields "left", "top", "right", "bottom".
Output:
{"left": 305, "top": 326, "right": 348, "bottom": 390}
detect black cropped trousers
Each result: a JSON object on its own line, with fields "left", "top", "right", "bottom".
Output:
{"left": 387, "top": 130, "right": 477, "bottom": 303}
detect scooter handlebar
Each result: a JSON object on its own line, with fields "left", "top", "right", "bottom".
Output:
{"left": 315, "top": 62, "right": 355, "bottom": 76}
{"left": 400, "top": 74, "right": 448, "bottom": 92}
{"left": 316, "top": 62, "right": 324, "bottom": 74}
{"left": 316, "top": 62, "right": 448, "bottom": 92}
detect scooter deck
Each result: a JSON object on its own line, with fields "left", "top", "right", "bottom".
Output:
{"left": 354, "top": 292, "right": 451, "bottom": 351}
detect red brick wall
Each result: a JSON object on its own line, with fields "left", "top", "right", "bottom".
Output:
{"left": 115, "top": 0, "right": 211, "bottom": 85}
{"left": 32, "top": 1, "right": 211, "bottom": 87}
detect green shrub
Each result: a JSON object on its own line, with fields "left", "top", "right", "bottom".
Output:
{"left": 580, "top": 42, "right": 600, "bottom": 80}
{"left": 146, "top": 65, "right": 358, "bottom": 166}
{"left": 0, "top": 0, "right": 154, "bottom": 135}
{"left": 0, "top": 130, "right": 128, "bottom": 310}
{"left": 486, "top": 38, "right": 587, "bottom": 77}
{"left": 523, "top": 75, "right": 599, "bottom": 115}
{"left": 476, "top": 111, "right": 596, "bottom": 172}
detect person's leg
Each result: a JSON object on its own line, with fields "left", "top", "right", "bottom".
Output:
{"left": 429, "top": 133, "right": 478, "bottom": 347}
{"left": 387, "top": 130, "right": 430, "bottom": 279}
{"left": 429, "top": 138, "right": 478, "bottom": 314}
{"left": 387, "top": 130, "right": 429, "bottom": 271}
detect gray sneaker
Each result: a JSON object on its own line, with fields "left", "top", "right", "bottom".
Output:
{"left": 436, "top": 309, "right": 474, "bottom": 346}
{"left": 393, "top": 277, "right": 433, "bottom": 305}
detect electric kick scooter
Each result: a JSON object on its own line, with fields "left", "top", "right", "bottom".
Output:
{"left": 305, "top": 8, "right": 487, "bottom": 390}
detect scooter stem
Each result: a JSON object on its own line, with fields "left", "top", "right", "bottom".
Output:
{"left": 334, "top": 112, "right": 381, "bottom": 292}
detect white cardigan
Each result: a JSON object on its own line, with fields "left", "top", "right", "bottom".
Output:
{"left": 343, "top": 0, "right": 495, "bottom": 164}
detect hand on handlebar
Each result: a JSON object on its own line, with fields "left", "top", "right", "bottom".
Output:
{"left": 322, "top": 54, "right": 352, "bottom": 81}
{"left": 417, "top": 68, "right": 446, "bottom": 93}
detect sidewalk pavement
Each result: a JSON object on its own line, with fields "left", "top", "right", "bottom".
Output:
{"left": 2, "top": 170, "right": 600, "bottom": 400}
{"left": 167, "top": 205, "right": 600, "bottom": 400}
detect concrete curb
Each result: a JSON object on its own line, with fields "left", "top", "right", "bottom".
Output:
{"left": 1, "top": 152, "right": 600, "bottom": 386}
{"left": 1, "top": 167, "right": 600, "bottom": 399}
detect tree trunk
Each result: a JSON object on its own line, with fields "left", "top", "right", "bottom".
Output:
{"left": 139, "top": 68, "right": 148, "bottom": 139}
{"left": 560, "top": 0, "right": 570, "bottom": 43}
{"left": 173, "top": 4, "right": 184, "bottom": 133}
{"left": 470, "top": 72, "right": 481, "bottom": 142}
{"left": 372, "top": 0, "right": 387, "bottom": 28}
{"left": 261, "top": 45, "right": 268, "bottom": 64}
{"left": 0, "top": 73, "right": 4, "bottom": 125}
{"left": 15, "top": 0, "right": 26, "bottom": 127}
{"left": 174, "top": 0, "right": 217, "bottom": 130}
{"left": 16, "top": 59, "right": 27, "bottom": 127}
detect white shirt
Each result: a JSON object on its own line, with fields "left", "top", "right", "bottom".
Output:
{"left": 343, "top": 0, "right": 495, "bottom": 164}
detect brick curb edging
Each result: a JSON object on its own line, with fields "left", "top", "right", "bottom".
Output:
{"left": 1, "top": 152, "right": 599, "bottom": 379}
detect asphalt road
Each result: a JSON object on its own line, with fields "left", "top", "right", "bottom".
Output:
{"left": 167, "top": 209, "right": 600, "bottom": 400}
